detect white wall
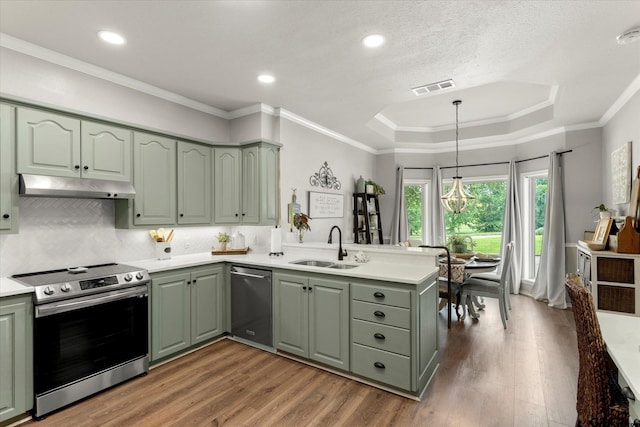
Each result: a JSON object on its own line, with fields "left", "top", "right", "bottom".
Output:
{"left": 0, "top": 47, "right": 230, "bottom": 143}
{"left": 602, "top": 90, "right": 640, "bottom": 216}
{"left": 278, "top": 119, "right": 376, "bottom": 244}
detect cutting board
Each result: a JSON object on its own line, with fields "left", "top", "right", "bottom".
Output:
{"left": 615, "top": 216, "right": 640, "bottom": 254}
{"left": 630, "top": 165, "right": 640, "bottom": 229}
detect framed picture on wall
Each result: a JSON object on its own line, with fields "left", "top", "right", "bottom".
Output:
{"left": 611, "top": 141, "right": 631, "bottom": 204}
{"left": 308, "top": 191, "right": 344, "bottom": 218}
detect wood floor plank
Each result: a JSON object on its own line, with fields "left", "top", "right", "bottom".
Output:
{"left": 17, "top": 294, "right": 580, "bottom": 427}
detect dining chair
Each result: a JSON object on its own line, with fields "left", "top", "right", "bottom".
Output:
{"left": 564, "top": 278, "right": 629, "bottom": 426}
{"left": 460, "top": 241, "right": 514, "bottom": 328}
{"left": 420, "top": 245, "right": 456, "bottom": 329}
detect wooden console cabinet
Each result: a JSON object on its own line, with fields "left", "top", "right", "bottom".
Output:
{"left": 577, "top": 245, "right": 639, "bottom": 316}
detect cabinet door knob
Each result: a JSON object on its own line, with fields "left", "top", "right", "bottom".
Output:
{"left": 180, "top": 213, "right": 184, "bottom": 217}
{"left": 192, "top": 279, "right": 197, "bottom": 283}
{"left": 136, "top": 213, "right": 141, "bottom": 217}
{"left": 74, "top": 165, "right": 80, "bottom": 169}
{"left": 374, "top": 333, "right": 385, "bottom": 340}
{"left": 242, "top": 213, "right": 245, "bottom": 217}
{"left": 235, "top": 213, "right": 239, "bottom": 217}
{"left": 303, "top": 286, "right": 307, "bottom": 291}
{"left": 83, "top": 165, "right": 89, "bottom": 170}
{"left": 374, "top": 310, "right": 385, "bottom": 318}
{"left": 373, "top": 292, "right": 385, "bottom": 298}
{"left": 2, "top": 214, "right": 9, "bottom": 219}
{"left": 308, "top": 286, "right": 312, "bottom": 292}
{"left": 374, "top": 362, "right": 385, "bottom": 369}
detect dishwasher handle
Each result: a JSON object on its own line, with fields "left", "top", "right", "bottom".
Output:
{"left": 230, "top": 271, "right": 266, "bottom": 280}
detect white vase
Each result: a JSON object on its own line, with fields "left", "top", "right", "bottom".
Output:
{"left": 599, "top": 211, "right": 611, "bottom": 219}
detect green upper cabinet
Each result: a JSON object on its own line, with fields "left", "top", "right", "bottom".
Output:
{"left": 241, "top": 146, "right": 259, "bottom": 223}
{"left": 17, "top": 107, "right": 81, "bottom": 178}
{"left": 132, "top": 132, "right": 176, "bottom": 226}
{"left": 0, "top": 295, "right": 33, "bottom": 422}
{"left": 177, "top": 141, "right": 211, "bottom": 225}
{"left": 214, "top": 142, "right": 279, "bottom": 225}
{"left": 273, "top": 272, "right": 349, "bottom": 371}
{"left": 213, "top": 147, "right": 241, "bottom": 223}
{"left": 0, "top": 104, "right": 18, "bottom": 233}
{"left": 80, "top": 121, "right": 131, "bottom": 182}
{"left": 16, "top": 107, "right": 131, "bottom": 181}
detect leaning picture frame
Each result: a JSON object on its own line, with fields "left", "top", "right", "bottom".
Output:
{"left": 593, "top": 218, "right": 613, "bottom": 245}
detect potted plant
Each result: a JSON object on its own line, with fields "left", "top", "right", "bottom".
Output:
{"left": 365, "top": 180, "right": 385, "bottom": 196}
{"left": 593, "top": 204, "right": 612, "bottom": 219}
{"left": 217, "top": 232, "right": 230, "bottom": 251}
{"left": 446, "top": 235, "right": 476, "bottom": 254}
{"left": 293, "top": 213, "right": 311, "bottom": 243}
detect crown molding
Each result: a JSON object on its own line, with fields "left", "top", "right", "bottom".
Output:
{"left": 0, "top": 33, "right": 230, "bottom": 119}
{"left": 599, "top": 72, "right": 640, "bottom": 126}
{"left": 275, "top": 108, "right": 377, "bottom": 154}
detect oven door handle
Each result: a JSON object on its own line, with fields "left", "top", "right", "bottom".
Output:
{"left": 35, "top": 285, "right": 148, "bottom": 318}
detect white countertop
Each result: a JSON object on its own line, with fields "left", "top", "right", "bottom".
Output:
{"left": 1, "top": 245, "right": 440, "bottom": 298}
{"left": 126, "top": 249, "right": 439, "bottom": 285}
{"left": 0, "top": 276, "right": 33, "bottom": 298}
{"left": 596, "top": 311, "right": 640, "bottom": 398}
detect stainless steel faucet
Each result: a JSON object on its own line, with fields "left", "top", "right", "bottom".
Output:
{"left": 328, "top": 225, "right": 348, "bottom": 261}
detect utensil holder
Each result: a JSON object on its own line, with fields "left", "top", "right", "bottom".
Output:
{"left": 155, "top": 242, "right": 172, "bottom": 260}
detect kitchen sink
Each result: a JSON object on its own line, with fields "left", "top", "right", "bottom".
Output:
{"left": 327, "top": 264, "right": 358, "bottom": 269}
{"left": 289, "top": 259, "right": 334, "bottom": 267}
{"left": 289, "top": 259, "right": 359, "bottom": 270}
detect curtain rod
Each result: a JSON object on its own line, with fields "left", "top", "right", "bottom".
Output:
{"left": 398, "top": 149, "right": 573, "bottom": 171}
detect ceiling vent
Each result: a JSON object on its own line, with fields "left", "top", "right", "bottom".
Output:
{"left": 411, "top": 79, "right": 455, "bottom": 96}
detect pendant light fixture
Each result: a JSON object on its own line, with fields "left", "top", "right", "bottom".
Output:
{"left": 441, "top": 100, "right": 475, "bottom": 214}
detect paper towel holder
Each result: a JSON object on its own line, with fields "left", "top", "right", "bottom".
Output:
{"left": 269, "top": 225, "right": 284, "bottom": 256}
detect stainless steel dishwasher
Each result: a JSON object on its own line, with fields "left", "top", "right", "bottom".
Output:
{"left": 230, "top": 265, "right": 273, "bottom": 347}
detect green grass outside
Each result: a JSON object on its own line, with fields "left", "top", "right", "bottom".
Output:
{"left": 449, "top": 233, "right": 543, "bottom": 255}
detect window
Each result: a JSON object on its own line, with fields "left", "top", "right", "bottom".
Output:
{"left": 443, "top": 176, "right": 507, "bottom": 255}
{"left": 522, "top": 171, "right": 548, "bottom": 281}
{"left": 404, "top": 179, "right": 429, "bottom": 244}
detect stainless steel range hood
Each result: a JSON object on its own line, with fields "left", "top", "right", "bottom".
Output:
{"left": 19, "top": 174, "right": 136, "bottom": 199}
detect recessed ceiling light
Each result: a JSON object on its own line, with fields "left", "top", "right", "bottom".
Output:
{"left": 98, "top": 30, "right": 126, "bottom": 45}
{"left": 362, "top": 34, "right": 385, "bottom": 48}
{"left": 257, "top": 74, "right": 275, "bottom": 84}
{"left": 617, "top": 27, "right": 640, "bottom": 45}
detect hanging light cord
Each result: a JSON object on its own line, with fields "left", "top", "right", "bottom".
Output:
{"left": 455, "top": 101, "right": 459, "bottom": 176}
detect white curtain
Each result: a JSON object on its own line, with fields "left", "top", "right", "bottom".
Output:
{"left": 429, "top": 165, "right": 446, "bottom": 246}
{"left": 390, "top": 166, "right": 408, "bottom": 244}
{"left": 501, "top": 160, "right": 523, "bottom": 294}
{"left": 531, "top": 152, "right": 567, "bottom": 308}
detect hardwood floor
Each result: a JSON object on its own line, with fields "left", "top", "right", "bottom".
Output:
{"left": 19, "top": 295, "right": 579, "bottom": 427}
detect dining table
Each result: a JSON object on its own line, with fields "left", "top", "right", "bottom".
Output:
{"left": 438, "top": 257, "right": 501, "bottom": 321}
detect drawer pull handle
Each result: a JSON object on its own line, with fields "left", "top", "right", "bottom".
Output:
{"left": 374, "top": 310, "right": 385, "bottom": 318}
{"left": 374, "top": 362, "right": 385, "bottom": 369}
{"left": 374, "top": 333, "right": 385, "bottom": 340}
{"left": 622, "top": 386, "right": 635, "bottom": 401}
{"left": 373, "top": 292, "right": 385, "bottom": 298}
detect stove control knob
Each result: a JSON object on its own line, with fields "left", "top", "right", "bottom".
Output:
{"left": 44, "top": 286, "right": 55, "bottom": 295}
{"left": 60, "top": 283, "right": 71, "bottom": 292}
{"left": 135, "top": 272, "right": 144, "bottom": 280}
{"left": 124, "top": 273, "right": 133, "bottom": 282}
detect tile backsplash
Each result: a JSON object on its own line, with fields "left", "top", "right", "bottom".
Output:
{"left": 0, "top": 197, "right": 273, "bottom": 277}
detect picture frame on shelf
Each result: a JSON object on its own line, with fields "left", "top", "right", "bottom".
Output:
{"left": 593, "top": 218, "right": 613, "bottom": 245}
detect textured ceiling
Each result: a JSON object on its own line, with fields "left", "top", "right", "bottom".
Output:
{"left": 1, "top": 0, "right": 639, "bottom": 152}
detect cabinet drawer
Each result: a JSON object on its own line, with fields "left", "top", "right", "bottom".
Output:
{"left": 352, "top": 319, "right": 410, "bottom": 356}
{"left": 352, "top": 300, "right": 410, "bottom": 329}
{"left": 351, "top": 282, "right": 410, "bottom": 308}
{"left": 351, "top": 343, "right": 411, "bottom": 390}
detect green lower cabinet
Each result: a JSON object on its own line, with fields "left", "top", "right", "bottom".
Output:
{"left": 0, "top": 295, "right": 33, "bottom": 422}
{"left": 151, "top": 265, "right": 224, "bottom": 361}
{"left": 274, "top": 272, "right": 349, "bottom": 371}
{"left": 350, "top": 276, "right": 438, "bottom": 394}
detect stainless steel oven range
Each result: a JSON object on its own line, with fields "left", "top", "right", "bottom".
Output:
{"left": 11, "top": 263, "right": 150, "bottom": 419}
